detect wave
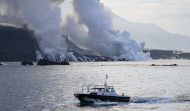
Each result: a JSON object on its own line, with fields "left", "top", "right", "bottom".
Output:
{"left": 90, "top": 97, "right": 190, "bottom": 106}
{"left": 130, "top": 96, "right": 190, "bottom": 104}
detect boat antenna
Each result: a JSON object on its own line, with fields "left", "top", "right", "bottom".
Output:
{"left": 104, "top": 74, "right": 108, "bottom": 86}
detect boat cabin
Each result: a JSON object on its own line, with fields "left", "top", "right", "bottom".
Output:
{"left": 82, "top": 85, "right": 117, "bottom": 96}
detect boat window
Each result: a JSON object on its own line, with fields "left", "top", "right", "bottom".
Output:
{"left": 91, "top": 89, "right": 98, "bottom": 92}
{"left": 108, "top": 88, "right": 113, "bottom": 92}
{"left": 101, "top": 89, "right": 105, "bottom": 92}
{"left": 91, "top": 88, "right": 104, "bottom": 92}
{"left": 105, "top": 88, "right": 113, "bottom": 92}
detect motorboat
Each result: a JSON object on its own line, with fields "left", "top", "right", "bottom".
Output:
{"left": 74, "top": 75, "right": 130, "bottom": 105}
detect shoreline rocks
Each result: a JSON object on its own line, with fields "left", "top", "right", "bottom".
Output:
{"left": 21, "top": 61, "right": 34, "bottom": 65}
{"left": 37, "top": 59, "right": 70, "bottom": 66}
{"left": 151, "top": 64, "right": 178, "bottom": 66}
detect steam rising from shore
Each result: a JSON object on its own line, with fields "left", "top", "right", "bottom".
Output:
{"left": 21, "top": 0, "right": 71, "bottom": 61}
{"left": 0, "top": 0, "right": 76, "bottom": 61}
{"left": 63, "top": 0, "right": 150, "bottom": 60}
{"left": 0, "top": 0, "right": 150, "bottom": 61}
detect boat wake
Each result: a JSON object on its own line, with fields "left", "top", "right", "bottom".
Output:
{"left": 89, "top": 98, "right": 119, "bottom": 106}
{"left": 130, "top": 96, "right": 190, "bottom": 104}
{"left": 77, "top": 97, "right": 119, "bottom": 106}
{"left": 93, "top": 101, "right": 119, "bottom": 106}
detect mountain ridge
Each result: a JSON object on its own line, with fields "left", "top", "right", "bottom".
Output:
{"left": 112, "top": 15, "right": 190, "bottom": 51}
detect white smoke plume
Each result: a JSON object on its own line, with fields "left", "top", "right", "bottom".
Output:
{"left": 63, "top": 0, "right": 150, "bottom": 60}
{"left": 51, "top": 0, "right": 65, "bottom": 5}
{"left": 0, "top": 0, "right": 150, "bottom": 61}
{"left": 0, "top": 0, "right": 76, "bottom": 61}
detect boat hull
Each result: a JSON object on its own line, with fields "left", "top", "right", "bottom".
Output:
{"left": 74, "top": 93, "right": 130, "bottom": 105}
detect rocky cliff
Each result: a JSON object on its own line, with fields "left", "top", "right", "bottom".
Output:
{"left": 0, "top": 26, "right": 37, "bottom": 61}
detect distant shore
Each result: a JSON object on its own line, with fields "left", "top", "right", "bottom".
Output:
{"left": 0, "top": 25, "right": 190, "bottom": 62}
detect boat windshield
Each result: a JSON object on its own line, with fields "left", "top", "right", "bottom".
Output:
{"left": 91, "top": 88, "right": 114, "bottom": 92}
{"left": 91, "top": 88, "right": 105, "bottom": 92}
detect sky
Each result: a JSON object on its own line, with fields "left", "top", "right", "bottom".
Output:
{"left": 100, "top": 0, "right": 190, "bottom": 37}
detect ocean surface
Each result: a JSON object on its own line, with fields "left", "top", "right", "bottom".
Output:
{"left": 0, "top": 60, "right": 190, "bottom": 111}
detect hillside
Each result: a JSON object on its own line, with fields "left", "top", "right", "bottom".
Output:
{"left": 112, "top": 15, "right": 190, "bottom": 51}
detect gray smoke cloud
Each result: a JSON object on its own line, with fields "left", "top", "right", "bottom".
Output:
{"left": 0, "top": 0, "right": 24, "bottom": 26}
{"left": 0, "top": 0, "right": 65, "bottom": 26}
{"left": 63, "top": 0, "right": 150, "bottom": 60}
{"left": 0, "top": 0, "right": 76, "bottom": 61}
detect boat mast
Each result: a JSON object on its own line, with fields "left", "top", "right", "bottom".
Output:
{"left": 104, "top": 74, "right": 108, "bottom": 86}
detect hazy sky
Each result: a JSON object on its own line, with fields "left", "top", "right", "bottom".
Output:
{"left": 100, "top": 0, "right": 190, "bottom": 37}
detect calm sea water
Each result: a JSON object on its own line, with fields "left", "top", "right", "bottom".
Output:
{"left": 0, "top": 60, "right": 190, "bottom": 111}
